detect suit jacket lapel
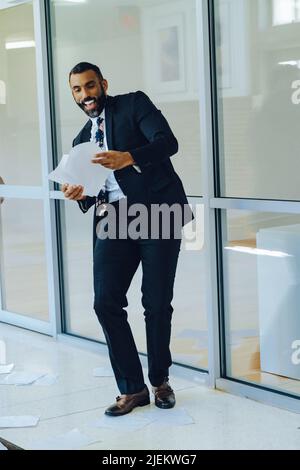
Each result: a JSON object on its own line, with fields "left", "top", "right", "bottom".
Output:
{"left": 105, "top": 95, "right": 114, "bottom": 150}
{"left": 80, "top": 120, "right": 92, "bottom": 144}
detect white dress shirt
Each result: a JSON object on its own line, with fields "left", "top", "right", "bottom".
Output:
{"left": 90, "top": 109, "right": 126, "bottom": 203}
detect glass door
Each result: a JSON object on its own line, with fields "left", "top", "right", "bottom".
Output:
{"left": 49, "top": 0, "right": 208, "bottom": 369}
{"left": 211, "top": 0, "right": 300, "bottom": 398}
{"left": 0, "top": 0, "right": 58, "bottom": 335}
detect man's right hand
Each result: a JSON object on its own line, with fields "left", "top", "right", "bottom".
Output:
{"left": 61, "top": 184, "right": 87, "bottom": 201}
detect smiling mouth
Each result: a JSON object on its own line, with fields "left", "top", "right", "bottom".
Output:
{"left": 83, "top": 99, "right": 97, "bottom": 110}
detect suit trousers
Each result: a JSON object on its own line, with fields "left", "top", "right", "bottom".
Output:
{"left": 92, "top": 200, "right": 181, "bottom": 395}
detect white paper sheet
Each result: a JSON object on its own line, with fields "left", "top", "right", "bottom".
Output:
{"left": 33, "top": 374, "right": 58, "bottom": 386}
{"left": 48, "top": 154, "right": 69, "bottom": 185}
{"left": 93, "top": 367, "right": 114, "bottom": 377}
{"left": 0, "top": 371, "right": 46, "bottom": 386}
{"left": 0, "top": 364, "right": 14, "bottom": 375}
{"left": 0, "top": 416, "right": 40, "bottom": 428}
{"left": 30, "top": 428, "right": 99, "bottom": 450}
{"left": 48, "top": 142, "right": 110, "bottom": 197}
{"left": 0, "top": 442, "right": 7, "bottom": 450}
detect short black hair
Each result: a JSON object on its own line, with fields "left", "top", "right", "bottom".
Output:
{"left": 69, "top": 62, "right": 104, "bottom": 81}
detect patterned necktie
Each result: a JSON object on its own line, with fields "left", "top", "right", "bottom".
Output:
{"left": 95, "top": 117, "right": 104, "bottom": 148}
{"left": 94, "top": 116, "right": 107, "bottom": 209}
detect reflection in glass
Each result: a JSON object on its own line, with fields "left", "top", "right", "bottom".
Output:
{"left": 159, "top": 26, "right": 180, "bottom": 82}
{"left": 50, "top": 0, "right": 201, "bottom": 196}
{"left": 0, "top": 80, "right": 6, "bottom": 105}
{"left": 0, "top": 199, "right": 49, "bottom": 321}
{"left": 0, "top": 3, "right": 42, "bottom": 185}
{"left": 223, "top": 210, "right": 300, "bottom": 396}
{"left": 273, "top": 0, "right": 300, "bottom": 26}
{"left": 214, "top": 0, "right": 300, "bottom": 200}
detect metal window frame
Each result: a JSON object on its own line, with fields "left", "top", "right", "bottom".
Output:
{"left": 199, "top": 0, "right": 300, "bottom": 409}
{"left": 196, "top": 0, "right": 221, "bottom": 386}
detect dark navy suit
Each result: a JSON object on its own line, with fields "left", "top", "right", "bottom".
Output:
{"left": 73, "top": 91, "right": 193, "bottom": 394}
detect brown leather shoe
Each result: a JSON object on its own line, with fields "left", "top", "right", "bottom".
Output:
{"left": 152, "top": 381, "right": 176, "bottom": 409}
{"left": 105, "top": 386, "right": 150, "bottom": 417}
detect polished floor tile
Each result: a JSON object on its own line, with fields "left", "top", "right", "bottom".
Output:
{"left": 0, "top": 323, "right": 299, "bottom": 450}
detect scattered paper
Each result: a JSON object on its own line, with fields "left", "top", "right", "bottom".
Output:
{"left": 93, "top": 367, "right": 114, "bottom": 377}
{"left": 142, "top": 407, "right": 194, "bottom": 426}
{"left": 33, "top": 374, "right": 58, "bottom": 386}
{"left": 0, "top": 442, "right": 7, "bottom": 451}
{"left": 0, "top": 372, "right": 46, "bottom": 386}
{"left": 30, "top": 428, "right": 99, "bottom": 450}
{"left": 0, "top": 364, "right": 14, "bottom": 375}
{"left": 0, "top": 415, "right": 40, "bottom": 429}
{"left": 93, "top": 413, "right": 154, "bottom": 432}
{"left": 48, "top": 142, "right": 110, "bottom": 196}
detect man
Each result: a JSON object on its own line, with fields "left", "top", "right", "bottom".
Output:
{"left": 62, "top": 62, "right": 193, "bottom": 417}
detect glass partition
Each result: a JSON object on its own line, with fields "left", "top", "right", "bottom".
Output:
{"left": 222, "top": 209, "right": 300, "bottom": 397}
{"left": 214, "top": 0, "right": 300, "bottom": 200}
{"left": 0, "top": 1, "right": 50, "bottom": 327}
{"left": 0, "top": 198, "right": 49, "bottom": 321}
{"left": 0, "top": 2, "right": 42, "bottom": 186}
{"left": 50, "top": 0, "right": 207, "bottom": 369}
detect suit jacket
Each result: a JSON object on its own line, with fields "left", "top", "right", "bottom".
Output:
{"left": 73, "top": 91, "right": 194, "bottom": 243}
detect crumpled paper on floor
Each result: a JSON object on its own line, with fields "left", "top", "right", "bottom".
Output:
{"left": 0, "top": 416, "right": 40, "bottom": 428}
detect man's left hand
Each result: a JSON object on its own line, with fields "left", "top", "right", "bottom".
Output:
{"left": 92, "top": 151, "right": 135, "bottom": 170}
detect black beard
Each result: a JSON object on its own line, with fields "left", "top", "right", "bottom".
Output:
{"left": 77, "top": 90, "right": 107, "bottom": 118}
